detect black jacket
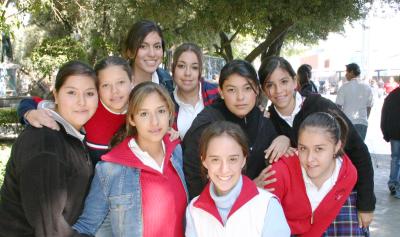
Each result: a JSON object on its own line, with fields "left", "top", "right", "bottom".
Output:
{"left": 268, "top": 94, "right": 376, "bottom": 212}
{"left": 183, "top": 99, "right": 277, "bottom": 199}
{"left": 381, "top": 87, "right": 400, "bottom": 142}
{"left": 0, "top": 125, "right": 93, "bottom": 237}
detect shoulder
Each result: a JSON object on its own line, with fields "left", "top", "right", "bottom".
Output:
{"left": 201, "top": 80, "right": 218, "bottom": 90}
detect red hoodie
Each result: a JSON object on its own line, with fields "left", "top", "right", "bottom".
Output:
{"left": 101, "top": 135, "right": 187, "bottom": 237}
{"left": 265, "top": 154, "right": 357, "bottom": 237}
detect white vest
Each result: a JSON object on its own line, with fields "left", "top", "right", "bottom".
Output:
{"left": 188, "top": 188, "right": 274, "bottom": 237}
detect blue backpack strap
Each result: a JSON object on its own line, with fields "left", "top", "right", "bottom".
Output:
{"left": 156, "top": 68, "right": 174, "bottom": 94}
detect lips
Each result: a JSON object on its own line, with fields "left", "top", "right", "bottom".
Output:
{"left": 217, "top": 175, "right": 232, "bottom": 181}
{"left": 144, "top": 60, "right": 159, "bottom": 67}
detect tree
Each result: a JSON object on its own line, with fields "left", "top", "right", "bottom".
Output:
{"left": 13, "top": 0, "right": 374, "bottom": 66}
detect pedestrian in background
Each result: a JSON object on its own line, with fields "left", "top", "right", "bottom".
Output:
{"left": 297, "top": 64, "right": 318, "bottom": 96}
{"left": 336, "top": 63, "right": 373, "bottom": 141}
{"left": 381, "top": 79, "right": 400, "bottom": 198}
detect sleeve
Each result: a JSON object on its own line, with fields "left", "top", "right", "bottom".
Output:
{"left": 335, "top": 86, "right": 344, "bottom": 106}
{"left": 380, "top": 97, "right": 389, "bottom": 142}
{"left": 19, "top": 153, "right": 76, "bottom": 237}
{"left": 326, "top": 101, "right": 376, "bottom": 211}
{"left": 17, "top": 98, "right": 39, "bottom": 124}
{"left": 264, "top": 163, "right": 286, "bottom": 201}
{"left": 185, "top": 204, "right": 199, "bottom": 237}
{"left": 73, "top": 165, "right": 110, "bottom": 236}
{"left": 183, "top": 124, "right": 208, "bottom": 200}
{"left": 261, "top": 198, "right": 290, "bottom": 237}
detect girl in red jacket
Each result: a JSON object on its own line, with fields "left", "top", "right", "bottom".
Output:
{"left": 265, "top": 112, "right": 368, "bottom": 236}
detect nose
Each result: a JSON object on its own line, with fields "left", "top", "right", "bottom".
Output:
{"left": 77, "top": 93, "right": 86, "bottom": 106}
{"left": 237, "top": 89, "right": 244, "bottom": 100}
{"left": 219, "top": 159, "right": 230, "bottom": 174}
{"left": 148, "top": 46, "right": 155, "bottom": 57}
{"left": 184, "top": 66, "right": 191, "bottom": 76}
{"left": 149, "top": 112, "right": 160, "bottom": 126}
{"left": 111, "top": 84, "right": 118, "bottom": 94}
{"left": 306, "top": 151, "right": 314, "bottom": 163}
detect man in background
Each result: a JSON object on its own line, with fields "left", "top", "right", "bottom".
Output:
{"left": 336, "top": 63, "right": 373, "bottom": 140}
{"left": 381, "top": 78, "right": 400, "bottom": 198}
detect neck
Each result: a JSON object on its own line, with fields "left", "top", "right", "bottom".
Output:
{"left": 177, "top": 85, "right": 200, "bottom": 106}
{"left": 310, "top": 160, "right": 336, "bottom": 189}
{"left": 133, "top": 66, "right": 152, "bottom": 86}
{"left": 136, "top": 137, "right": 164, "bottom": 166}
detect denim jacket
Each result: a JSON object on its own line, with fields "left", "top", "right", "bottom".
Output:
{"left": 73, "top": 142, "right": 188, "bottom": 237}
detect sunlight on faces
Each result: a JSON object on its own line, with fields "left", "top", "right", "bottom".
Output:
{"left": 219, "top": 74, "right": 258, "bottom": 118}
{"left": 98, "top": 65, "right": 133, "bottom": 113}
{"left": 263, "top": 67, "right": 297, "bottom": 115}
{"left": 202, "top": 134, "right": 246, "bottom": 196}
{"left": 128, "top": 92, "right": 170, "bottom": 146}
{"left": 173, "top": 51, "right": 200, "bottom": 94}
{"left": 298, "top": 127, "right": 342, "bottom": 188}
{"left": 53, "top": 75, "right": 98, "bottom": 130}
{"left": 132, "top": 31, "right": 163, "bottom": 75}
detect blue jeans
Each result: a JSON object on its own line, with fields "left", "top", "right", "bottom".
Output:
{"left": 354, "top": 124, "right": 368, "bottom": 141}
{"left": 388, "top": 140, "right": 400, "bottom": 197}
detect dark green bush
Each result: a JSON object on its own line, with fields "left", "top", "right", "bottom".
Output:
{"left": 0, "top": 108, "right": 23, "bottom": 135}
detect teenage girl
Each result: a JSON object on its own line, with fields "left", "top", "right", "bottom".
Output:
{"left": 171, "top": 43, "right": 219, "bottom": 139}
{"left": 0, "top": 61, "right": 98, "bottom": 236}
{"left": 258, "top": 56, "right": 375, "bottom": 227}
{"left": 265, "top": 112, "right": 367, "bottom": 236}
{"left": 73, "top": 82, "right": 188, "bottom": 237}
{"left": 186, "top": 121, "right": 290, "bottom": 237}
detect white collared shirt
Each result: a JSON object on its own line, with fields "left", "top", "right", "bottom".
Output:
{"left": 100, "top": 99, "right": 127, "bottom": 115}
{"left": 152, "top": 71, "right": 160, "bottom": 84}
{"left": 301, "top": 157, "right": 343, "bottom": 212}
{"left": 274, "top": 91, "right": 303, "bottom": 127}
{"left": 128, "top": 138, "right": 165, "bottom": 173}
{"left": 173, "top": 84, "right": 204, "bottom": 139}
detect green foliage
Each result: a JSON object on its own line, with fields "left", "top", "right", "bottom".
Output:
{"left": 29, "top": 36, "right": 87, "bottom": 79}
{"left": 0, "top": 107, "right": 23, "bottom": 135}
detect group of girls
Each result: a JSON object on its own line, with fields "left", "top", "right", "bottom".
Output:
{"left": 0, "top": 19, "right": 375, "bottom": 237}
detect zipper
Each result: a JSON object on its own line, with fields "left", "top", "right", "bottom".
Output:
{"left": 311, "top": 212, "right": 314, "bottom": 224}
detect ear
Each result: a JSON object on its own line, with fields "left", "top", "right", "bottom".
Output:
{"left": 53, "top": 90, "right": 58, "bottom": 104}
{"left": 334, "top": 140, "right": 342, "bottom": 155}
{"left": 241, "top": 157, "right": 247, "bottom": 169}
{"left": 128, "top": 114, "right": 136, "bottom": 127}
{"left": 218, "top": 86, "right": 224, "bottom": 99}
{"left": 201, "top": 158, "right": 208, "bottom": 170}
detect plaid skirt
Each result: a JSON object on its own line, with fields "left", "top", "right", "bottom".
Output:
{"left": 322, "top": 191, "right": 369, "bottom": 237}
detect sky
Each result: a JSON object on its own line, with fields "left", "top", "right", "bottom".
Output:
{"left": 289, "top": 1, "right": 400, "bottom": 78}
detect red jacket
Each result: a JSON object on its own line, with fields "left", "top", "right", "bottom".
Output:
{"left": 265, "top": 154, "right": 357, "bottom": 237}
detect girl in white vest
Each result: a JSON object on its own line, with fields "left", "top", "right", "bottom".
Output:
{"left": 185, "top": 121, "right": 290, "bottom": 237}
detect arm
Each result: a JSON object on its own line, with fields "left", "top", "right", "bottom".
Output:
{"left": 184, "top": 205, "right": 199, "bottom": 237}
{"left": 17, "top": 98, "right": 59, "bottom": 130}
{"left": 73, "top": 165, "right": 110, "bottom": 236}
{"left": 20, "top": 153, "right": 76, "bottom": 237}
{"left": 261, "top": 198, "right": 290, "bottom": 237}
{"left": 17, "top": 98, "right": 39, "bottom": 124}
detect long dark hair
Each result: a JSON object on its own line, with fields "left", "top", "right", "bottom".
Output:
{"left": 258, "top": 56, "right": 296, "bottom": 90}
{"left": 172, "top": 43, "right": 203, "bottom": 81}
{"left": 219, "top": 59, "right": 262, "bottom": 105}
{"left": 124, "top": 20, "right": 165, "bottom": 66}
{"left": 55, "top": 61, "right": 97, "bottom": 91}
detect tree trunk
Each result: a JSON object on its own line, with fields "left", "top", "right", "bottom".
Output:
{"left": 245, "top": 21, "right": 293, "bottom": 63}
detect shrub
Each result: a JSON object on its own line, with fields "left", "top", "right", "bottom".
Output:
{"left": 0, "top": 108, "right": 23, "bottom": 136}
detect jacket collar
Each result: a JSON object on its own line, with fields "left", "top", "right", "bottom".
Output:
{"left": 193, "top": 175, "right": 259, "bottom": 225}
{"left": 101, "top": 134, "right": 179, "bottom": 172}
{"left": 46, "top": 109, "right": 85, "bottom": 141}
